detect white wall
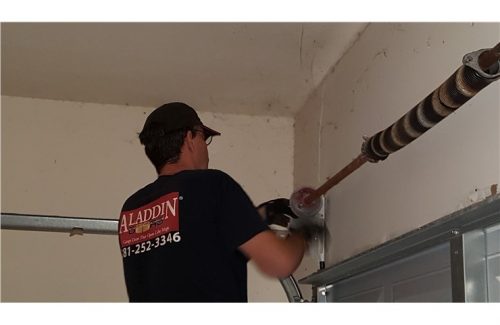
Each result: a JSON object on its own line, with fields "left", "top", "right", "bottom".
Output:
{"left": 294, "top": 23, "right": 500, "bottom": 268}
{"left": 3, "top": 23, "right": 498, "bottom": 302}
{"left": 1, "top": 96, "right": 294, "bottom": 302}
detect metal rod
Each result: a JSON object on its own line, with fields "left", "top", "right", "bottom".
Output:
{"left": 303, "top": 43, "right": 500, "bottom": 206}
{"left": 304, "top": 154, "right": 368, "bottom": 205}
{"left": 478, "top": 42, "right": 500, "bottom": 71}
{"left": 1, "top": 213, "right": 118, "bottom": 235}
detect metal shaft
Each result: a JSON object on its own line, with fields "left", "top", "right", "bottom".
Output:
{"left": 478, "top": 42, "right": 500, "bottom": 71}
{"left": 304, "top": 154, "right": 368, "bottom": 205}
{"left": 304, "top": 43, "right": 500, "bottom": 206}
{"left": 1, "top": 213, "right": 118, "bottom": 235}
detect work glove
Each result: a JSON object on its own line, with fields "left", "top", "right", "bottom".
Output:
{"left": 257, "top": 198, "right": 298, "bottom": 227}
{"left": 257, "top": 198, "right": 324, "bottom": 242}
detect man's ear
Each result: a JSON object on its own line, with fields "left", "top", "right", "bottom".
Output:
{"left": 185, "top": 130, "right": 196, "bottom": 152}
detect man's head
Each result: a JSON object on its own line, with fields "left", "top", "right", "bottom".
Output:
{"left": 139, "top": 102, "right": 221, "bottom": 173}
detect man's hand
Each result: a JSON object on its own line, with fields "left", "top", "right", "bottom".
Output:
{"left": 256, "top": 198, "right": 298, "bottom": 227}
{"left": 257, "top": 198, "right": 324, "bottom": 246}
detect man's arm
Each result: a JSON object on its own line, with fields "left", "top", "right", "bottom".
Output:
{"left": 239, "top": 230, "right": 306, "bottom": 278}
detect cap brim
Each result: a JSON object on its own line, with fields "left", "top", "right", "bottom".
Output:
{"left": 201, "top": 125, "right": 221, "bottom": 136}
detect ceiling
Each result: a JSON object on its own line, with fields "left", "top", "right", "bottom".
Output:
{"left": 1, "top": 23, "right": 367, "bottom": 116}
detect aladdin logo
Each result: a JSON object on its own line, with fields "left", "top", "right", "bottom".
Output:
{"left": 119, "top": 192, "right": 180, "bottom": 246}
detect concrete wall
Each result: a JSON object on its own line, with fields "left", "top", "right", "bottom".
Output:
{"left": 294, "top": 23, "right": 500, "bottom": 270}
{"left": 1, "top": 96, "right": 294, "bottom": 302}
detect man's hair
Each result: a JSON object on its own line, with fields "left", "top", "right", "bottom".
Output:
{"left": 139, "top": 127, "right": 192, "bottom": 173}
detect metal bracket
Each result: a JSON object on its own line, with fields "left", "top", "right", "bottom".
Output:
{"left": 463, "top": 48, "right": 500, "bottom": 80}
{"left": 317, "top": 195, "right": 326, "bottom": 269}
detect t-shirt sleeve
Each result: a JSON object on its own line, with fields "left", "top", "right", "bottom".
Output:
{"left": 216, "top": 172, "right": 269, "bottom": 251}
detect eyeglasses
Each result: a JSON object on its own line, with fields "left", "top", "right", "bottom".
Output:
{"left": 192, "top": 128, "right": 213, "bottom": 145}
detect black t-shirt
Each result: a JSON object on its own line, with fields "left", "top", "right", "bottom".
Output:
{"left": 118, "top": 169, "right": 269, "bottom": 302}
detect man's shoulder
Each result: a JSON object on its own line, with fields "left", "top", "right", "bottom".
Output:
{"left": 186, "top": 169, "right": 245, "bottom": 194}
{"left": 185, "top": 169, "right": 234, "bottom": 182}
{"left": 197, "top": 168, "right": 231, "bottom": 179}
{"left": 120, "top": 169, "right": 239, "bottom": 211}
{"left": 121, "top": 181, "right": 157, "bottom": 211}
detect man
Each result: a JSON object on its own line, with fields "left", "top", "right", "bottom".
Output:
{"left": 118, "top": 102, "right": 306, "bottom": 302}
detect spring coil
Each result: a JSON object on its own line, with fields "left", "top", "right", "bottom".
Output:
{"left": 362, "top": 50, "right": 499, "bottom": 163}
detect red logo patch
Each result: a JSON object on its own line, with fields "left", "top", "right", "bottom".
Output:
{"left": 119, "top": 192, "right": 179, "bottom": 247}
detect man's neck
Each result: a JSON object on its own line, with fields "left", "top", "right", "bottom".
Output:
{"left": 158, "top": 162, "right": 195, "bottom": 176}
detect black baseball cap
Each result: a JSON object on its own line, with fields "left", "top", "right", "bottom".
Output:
{"left": 141, "top": 102, "right": 221, "bottom": 137}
